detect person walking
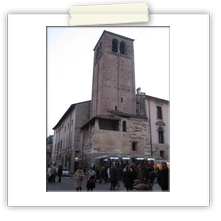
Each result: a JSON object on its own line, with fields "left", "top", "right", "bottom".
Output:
{"left": 47, "top": 165, "right": 52, "bottom": 182}
{"left": 99, "top": 167, "right": 107, "bottom": 183}
{"left": 155, "top": 167, "right": 159, "bottom": 178}
{"left": 107, "top": 166, "right": 110, "bottom": 183}
{"left": 130, "top": 164, "right": 137, "bottom": 180}
{"left": 57, "top": 163, "right": 63, "bottom": 182}
{"left": 110, "top": 165, "right": 118, "bottom": 190}
{"left": 86, "top": 167, "right": 96, "bottom": 191}
{"left": 104, "top": 166, "right": 108, "bottom": 182}
{"left": 147, "top": 163, "right": 155, "bottom": 183}
{"left": 117, "top": 166, "right": 123, "bottom": 180}
{"left": 123, "top": 165, "right": 134, "bottom": 191}
{"left": 95, "top": 167, "right": 100, "bottom": 182}
{"left": 138, "top": 162, "right": 146, "bottom": 183}
{"left": 74, "top": 167, "right": 84, "bottom": 191}
{"left": 157, "top": 162, "right": 169, "bottom": 191}
{"left": 51, "top": 164, "right": 56, "bottom": 183}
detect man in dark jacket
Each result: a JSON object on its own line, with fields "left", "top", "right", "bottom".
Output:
{"left": 99, "top": 167, "right": 107, "bottom": 183}
{"left": 57, "top": 163, "right": 63, "bottom": 182}
{"left": 95, "top": 167, "right": 100, "bottom": 182}
{"left": 110, "top": 166, "right": 118, "bottom": 190}
{"left": 123, "top": 165, "right": 134, "bottom": 191}
{"left": 157, "top": 162, "right": 169, "bottom": 191}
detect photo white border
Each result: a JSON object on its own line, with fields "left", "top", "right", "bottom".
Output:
{"left": 7, "top": 14, "right": 209, "bottom": 206}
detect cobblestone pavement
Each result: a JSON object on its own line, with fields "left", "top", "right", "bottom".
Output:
{"left": 46, "top": 175, "right": 162, "bottom": 192}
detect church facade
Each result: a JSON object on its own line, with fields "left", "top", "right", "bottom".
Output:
{"left": 51, "top": 30, "right": 169, "bottom": 172}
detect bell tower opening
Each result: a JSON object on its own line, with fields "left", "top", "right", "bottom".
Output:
{"left": 120, "top": 41, "right": 125, "bottom": 54}
{"left": 112, "top": 39, "right": 118, "bottom": 52}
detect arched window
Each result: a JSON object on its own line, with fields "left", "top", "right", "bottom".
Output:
{"left": 112, "top": 39, "right": 118, "bottom": 52}
{"left": 123, "top": 121, "right": 127, "bottom": 132}
{"left": 158, "top": 127, "right": 164, "bottom": 144}
{"left": 120, "top": 41, "right": 125, "bottom": 54}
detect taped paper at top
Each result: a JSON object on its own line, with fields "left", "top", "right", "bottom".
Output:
{"left": 69, "top": 3, "right": 148, "bottom": 26}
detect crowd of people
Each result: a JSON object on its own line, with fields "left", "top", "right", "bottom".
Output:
{"left": 83, "top": 161, "right": 169, "bottom": 191}
{"left": 47, "top": 163, "right": 62, "bottom": 183}
{"left": 47, "top": 161, "right": 169, "bottom": 191}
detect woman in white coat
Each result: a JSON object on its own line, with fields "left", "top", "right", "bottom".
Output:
{"left": 47, "top": 165, "right": 52, "bottom": 182}
{"left": 74, "top": 167, "right": 84, "bottom": 191}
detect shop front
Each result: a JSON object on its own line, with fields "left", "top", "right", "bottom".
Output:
{"left": 94, "top": 156, "right": 155, "bottom": 168}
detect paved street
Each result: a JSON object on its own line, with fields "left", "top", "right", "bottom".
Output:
{"left": 46, "top": 175, "right": 162, "bottom": 192}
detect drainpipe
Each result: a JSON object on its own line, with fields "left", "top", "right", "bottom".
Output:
{"left": 148, "top": 98, "right": 153, "bottom": 156}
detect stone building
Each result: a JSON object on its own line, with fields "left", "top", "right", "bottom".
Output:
{"left": 81, "top": 31, "right": 151, "bottom": 168}
{"left": 46, "top": 135, "right": 53, "bottom": 167}
{"left": 51, "top": 101, "right": 90, "bottom": 173}
{"left": 51, "top": 30, "right": 169, "bottom": 172}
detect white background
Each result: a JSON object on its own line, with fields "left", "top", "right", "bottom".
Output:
{"left": 1, "top": 1, "right": 219, "bottom": 220}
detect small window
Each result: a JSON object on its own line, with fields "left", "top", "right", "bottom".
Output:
{"left": 121, "top": 97, "right": 123, "bottom": 103}
{"left": 120, "top": 41, "right": 125, "bottom": 54}
{"left": 132, "top": 142, "right": 137, "bottom": 151}
{"left": 99, "top": 42, "right": 102, "bottom": 56}
{"left": 158, "top": 127, "right": 164, "bottom": 143}
{"left": 160, "top": 151, "right": 164, "bottom": 158}
{"left": 157, "top": 106, "right": 162, "bottom": 119}
{"left": 112, "top": 39, "right": 118, "bottom": 52}
{"left": 96, "top": 47, "right": 99, "bottom": 61}
{"left": 115, "top": 106, "right": 117, "bottom": 111}
{"left": 122, "top": 121, "right": 126, "bottom": 132}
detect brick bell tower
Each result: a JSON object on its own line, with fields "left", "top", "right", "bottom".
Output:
{"left": 90, "top": 30, "right": 136, "bottom": 118}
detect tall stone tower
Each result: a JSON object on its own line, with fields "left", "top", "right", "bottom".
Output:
{"left": 90, "top": 30, "right": 136, "bottom": 119}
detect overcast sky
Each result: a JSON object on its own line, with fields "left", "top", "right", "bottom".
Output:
{"left": 47, "top": 26, "right": 169, "bottom": 136}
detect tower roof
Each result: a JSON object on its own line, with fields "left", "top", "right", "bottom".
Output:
{"left": 52, "top": 100, "right": 91, "bottom": 130}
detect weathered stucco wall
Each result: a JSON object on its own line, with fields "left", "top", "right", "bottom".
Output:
{"left": 81, "top": 117, "right": 151, "bottom": 166}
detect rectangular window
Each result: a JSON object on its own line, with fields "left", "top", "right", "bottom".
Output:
{"left": 159, "top": 131, "right": 164, "bottom": 143}
{"left": 160, "top": 151, "right": 164, "bottom": 158}
{"left": 157, "top": 106, "right": 162, "bottom": 119}
{"left": 122, "top": 121, "right": 127, "bottom": 132}
{"left": 115, "top": 106, "right": 117, "bottom": 111}
{"left": 121, "top": 97, "right": 123, "bottom": 103}
{"left": 132, "top": 142, "right": 137, "bottom": 151}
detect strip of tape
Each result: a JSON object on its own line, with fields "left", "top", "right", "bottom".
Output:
{"left": 69, "top": 3, "right": 149, "bottom": 26}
